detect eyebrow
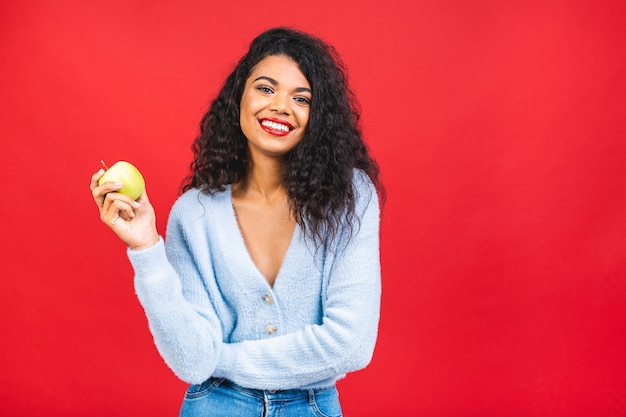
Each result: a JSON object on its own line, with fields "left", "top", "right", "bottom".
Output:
{"left": 253, "top": 76, "right": 312, "bottom": 94}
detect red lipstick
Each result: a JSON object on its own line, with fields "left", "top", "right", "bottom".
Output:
{"left": 259, "top": 118, "right": 294, "bottom": 136}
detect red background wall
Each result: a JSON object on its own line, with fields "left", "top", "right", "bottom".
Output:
{"left": 1, "top": 1, "right": 625, "bottom": 416}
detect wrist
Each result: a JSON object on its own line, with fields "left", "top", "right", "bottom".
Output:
{"left": 129, "top": 235, "right": 160, "bottom": 251}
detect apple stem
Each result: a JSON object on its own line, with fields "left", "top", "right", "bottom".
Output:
{"left": 100, "top": 160, "right": 109, "bottom": 171}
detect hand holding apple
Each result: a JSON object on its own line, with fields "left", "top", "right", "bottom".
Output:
{"left": 90, "top": 160, "right": 158, "bottom": 250}
{"left": 98, "top": 160, "right": 145, "bottom": 200}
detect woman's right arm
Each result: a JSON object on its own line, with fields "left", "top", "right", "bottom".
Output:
{"left": 127, "top": 233, "right": 223, "bottom": 385}
{"left": 90, "top": 169, "right": 222, "bottom": 384}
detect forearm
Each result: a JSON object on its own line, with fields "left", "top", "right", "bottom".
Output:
{"left": 213, "top": 280, "right": 380, "bottom": 390}
{"left": 128, "top": 238, "right": 223, "bottom": 384}
{"left": 213, "top": 179, "right": 382, "bottom": 390}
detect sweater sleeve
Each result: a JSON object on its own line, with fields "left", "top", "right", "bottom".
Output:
{"left": 212, "top": 172, "right": 382, "bottom": 390}
{"left": 127, "top": 201, "right": 223, "bottom": 385}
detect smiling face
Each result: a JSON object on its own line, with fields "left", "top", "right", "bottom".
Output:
{"left": 239, "top": 55, "right": 312, "bottom": 160}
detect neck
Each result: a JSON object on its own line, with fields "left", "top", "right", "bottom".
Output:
{"left": 234, "top": 156, "right": 287, "bottom": 202}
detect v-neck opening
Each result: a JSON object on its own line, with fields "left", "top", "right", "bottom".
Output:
{"left": 228, "top": 186, "right": 298, "bottom": 288}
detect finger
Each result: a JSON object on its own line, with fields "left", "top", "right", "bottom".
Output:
{"left": 89, "top": 169, "right": 105, "bottom": 191}
{"left": 135, "top": 188, "right": 150, "bottom": 205}
{"left": 92, "top": 181, "right": 123, "bottom": 208}
{"left": 103, "top": 191, "right": 142, "bottom": 211}
{"left": 102, "top": 198, "right": 136, "bottom": 225}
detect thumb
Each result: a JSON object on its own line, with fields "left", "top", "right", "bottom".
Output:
{"left": 136, "top": 189, "right": 150, "bottom": 205}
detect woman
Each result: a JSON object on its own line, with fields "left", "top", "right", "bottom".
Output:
{"left": 91, "top": 27, "right": 383, "bottom": 417}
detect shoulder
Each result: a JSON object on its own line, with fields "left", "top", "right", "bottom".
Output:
{"left": 352, "top": 168, "right": 374, "bottom": 192}
{"left": 351, "top": 169, "right": 378, "bottom": 212}
{"left": 169, "top": 187, "right": 231, "bottom": 224}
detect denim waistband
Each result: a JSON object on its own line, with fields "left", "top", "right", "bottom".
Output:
{"left": 212, "top": 378, "right": 335, "bottom": 401}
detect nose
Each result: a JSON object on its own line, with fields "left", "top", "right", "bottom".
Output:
{"left": 270, "top": 92, "right": 290, "bottom": 114}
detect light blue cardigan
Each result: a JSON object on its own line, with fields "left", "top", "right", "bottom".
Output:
{"left": 127, "top": 170, "right": 381, "bottom": 391}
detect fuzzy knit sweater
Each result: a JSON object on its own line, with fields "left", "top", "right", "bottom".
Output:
{"left": 127, "top": 169, "right": 381, "bottom": 391}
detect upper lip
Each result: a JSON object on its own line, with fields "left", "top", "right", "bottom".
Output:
{"left": 259, "top": 117, "right": 295, "bottom": 130}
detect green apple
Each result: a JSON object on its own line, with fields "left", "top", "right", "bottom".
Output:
{"left": 98, "top": 160, "right": 145, "bottom": 200}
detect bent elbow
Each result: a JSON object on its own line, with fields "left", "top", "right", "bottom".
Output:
{"left": 337, "top": 329, "right": 378, "bottom": 373}
{"left": 156, "top": 338, "right": 221, "bottom": 385}
{"left": 170, "top": 354, "right": 219, "bottom": 385}
{"left": 174, "top": 367, "right": 214, "bottom": 385}
{"left": 348, "top": 342, "right": 376, "bottom": 371}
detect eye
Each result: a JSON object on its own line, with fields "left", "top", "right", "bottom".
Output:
{"left": 294, "top": 96, "right": 311, "bottom": 105}
{"left": 256, "top": 85, "right": 274, "bottom": 94}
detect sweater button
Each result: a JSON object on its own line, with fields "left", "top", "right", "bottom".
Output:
{"left": 262, "top": 294, "right": 273, "bottom": 304}
{"left": 265, "top": 324, "right": 277, "bottom": 335}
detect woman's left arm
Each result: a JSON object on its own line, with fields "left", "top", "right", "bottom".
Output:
{"left": 213, "top": 172, "right": 381, "bottom": 390}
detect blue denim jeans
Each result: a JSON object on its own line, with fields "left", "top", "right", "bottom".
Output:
{"left": 179, "top": 378, "right": 343, "bottom": 417}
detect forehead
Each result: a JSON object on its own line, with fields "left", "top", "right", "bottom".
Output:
{"left": 248, "top": 55, "right": 310, "bottom": 87}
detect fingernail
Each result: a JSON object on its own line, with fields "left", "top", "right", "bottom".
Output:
{"left": 114, "top": 182, "right": 123, "bottom": 187}
{"left": 133, "top": 202, "right": 141, "bottom": 208}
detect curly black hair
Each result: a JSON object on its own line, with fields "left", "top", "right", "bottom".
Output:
{"left": 182, "top": 27, "right": 383, "bottom": 245}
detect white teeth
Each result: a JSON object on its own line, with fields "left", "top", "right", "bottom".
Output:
{"left": 261, "top": 120, "right": 290, "bottom": 132}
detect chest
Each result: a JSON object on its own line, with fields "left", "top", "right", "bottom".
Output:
{"left": 232, "top": 197, "right": 295, "bottom": 287}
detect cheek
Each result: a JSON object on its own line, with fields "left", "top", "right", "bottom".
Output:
{"left": 239, "top": 99, "right": 257, "bottom": 139}
{"left": 239, "top": 95, "right": 259, "bottom": 123}
{"left": 239, "top": 94, "right": 251, "bottom": 116}
{"left": 298, "top": 108, "right": 311, "bottom": 129}
{"left": 240, "top": 89, "right": 261, "bottom": 114}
